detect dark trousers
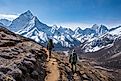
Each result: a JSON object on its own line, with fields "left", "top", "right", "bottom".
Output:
{"left": 71, "top": 62, "right": 76, "bottom": 73}
{"left": 48, "top": 49, "right": 52, "bottom": 58}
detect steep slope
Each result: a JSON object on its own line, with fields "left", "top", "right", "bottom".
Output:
{"left": 9, "top": 10, "right": 34, "bottom": 32}
{"left": 0, "top": 19, "right": 11, "bottom": 26}
{"left": 17, "top": 16, "right": 49, "bottom": 43}
{"left": 0, "top": 26, "right": 48, "bottom": 81}
{"left": 91, "top": 24, "right": 108, "bottom": 35}
{"left": 0, "top": 22, "right": 4, "bottom": 27}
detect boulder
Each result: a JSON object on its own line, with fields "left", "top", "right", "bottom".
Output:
{"left": 7, "top": 68, "right": 22, "bottom": 79}
{"left": 17, "top": 63, "right": 27, "bottom": 74}
{"left": 0, "top": 66, "right": 11, "bottom": 74}
{"left": 31, "top": 70, "right": 39, "bottom": 79}
{"left": 24, "top": 57, "right": 36, "bottom": 64}
{"left": 22, "top": 60, "right": 34, "bottom": 73}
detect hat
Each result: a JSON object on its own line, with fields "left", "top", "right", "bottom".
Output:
{"left": 72, "top": 49, "right": 76, "bottom": 53}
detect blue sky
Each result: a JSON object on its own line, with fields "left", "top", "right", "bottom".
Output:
{"left": 0, "top": 0, "right": 121, "bottom": 29}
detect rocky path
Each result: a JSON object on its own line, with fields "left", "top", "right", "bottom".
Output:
{"left": 45, "top": 50, "right": 60, "bottom": 81}
{"left": 45, "top": 57, "right": 60, "bottom": 81}
{"left": 44, "top": 51, "right": 113, "bottom": 81}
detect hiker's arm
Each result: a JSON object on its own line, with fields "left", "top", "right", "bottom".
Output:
{"left": 69, "top": 54, "right": 72, "bottom": 63}
{"left": 47, "top": 43, "right": 48, "bottom": 50}
{"left": 52, "top": 42, "right": 54, "bottom": 48}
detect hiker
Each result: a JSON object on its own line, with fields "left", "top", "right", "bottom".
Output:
{"left": 47, "top": 38, "right": 54, "bottom": 60}
{"left": 69, "top": 49, "right": 78, "bottom": 74}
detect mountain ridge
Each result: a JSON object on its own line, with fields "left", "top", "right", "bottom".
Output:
{"left": 1, "top": 10, "right": 121, "bottom": 52}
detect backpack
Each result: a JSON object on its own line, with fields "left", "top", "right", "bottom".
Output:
{"left": 69, "top": 53, "right": 77, "bottom": 63}
{"left": 47, "top": 39, "right": 54, "bottom": 50}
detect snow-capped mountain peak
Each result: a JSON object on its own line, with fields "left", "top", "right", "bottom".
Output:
{"left": 74, "top": 27, "right": 82, "bottom": 33}
{"left": 23, "top": 10, "right": 33, "bottom": 17}
{"left": 9, "top": 10, "right": 34, "bottom": 32}
{"left": 52, "top": 25, "right": 58, "bottom": 28}
{"left": 99, "top": 25, "right": 108, "bottom": 35}
{"left": 91, "top": 24, "right": 108, "bottom": 35}
{"left": 5, "top": 10, "right": 121, "bottom": 51}
{"left": 91, "top": 24, "right": 99, "bottom": 30}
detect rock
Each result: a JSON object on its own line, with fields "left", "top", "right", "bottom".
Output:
{"left": 0, "top": 53, "right": 14, "bottom": 59}
{"left": 0, "top": 72, "right": 16, "bottom": 81}
{"left": 37, "top": 53, "right": 47, "bottom": 61}
{"left": 0, "top": 72, "right": 5, "bottom": 80}
{"left": 0, "top": 41, "right": 16, "bottom": 47}
{"left": 7, "top": 68, "right": 22, "bottom": 79}
{"left": 0, "top": 66, "right": 11, "bottom": 74}
{"left": 26, "top": 53, "right": 35, "bottom": 58}
{"left": 1, "top": 49, "right": 11, "bottom": 52}
{"left": 29, "top": 49, "right": 36, "bottom": 54}
{"left": 31, "top": 70, "right": 39, "bottom": 79}
{"left": 24, "top": 57, "right": 36, "bottom": 64}
{"left": 17, "top": 63, "right": 27, "bottom": 74}
{"left": 22, "top": 60, "right": 34, "bottom": 73}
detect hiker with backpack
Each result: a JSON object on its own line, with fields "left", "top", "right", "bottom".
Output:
{"left": 47, "top": 38, "right": 54, "bottom": 60}
{"left": 69, "top": 49, "right": 78, "bottom": 74}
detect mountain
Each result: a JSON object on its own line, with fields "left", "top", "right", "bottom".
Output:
{"left": 9, "top": 10, "right": 34, "bottom": 32}
{"left": 58, "top": 26, "right": 74, "bottom": 35}
{"left": 0, "top": 22, "right": 4, "bottom": 26}
{"left": 0, "top": 19, "right": 11, "bottom": 26}
{"left": 5, "top": 10, "right": 121, "bottom": 52}
{"left": 17, "top": 16, "right": 50, "bottom": 43}
{"left": 10, "top": 10, "right": 79, "bottom": 50}
{"left": 91, "top": 24, "right": 108, "bottom": 35}
{"left": 76, "top": 25, "right": 121, "bottom": 53}
{"left": 98, "top": 25, "right": 108, "bottom": 35}
{"left": 81, "top": 28, "right": 121, "bottom": 80}
{"left": 73, "top": 24, "right": 108, "bottom": 38}
{"left": 76, "top": 28, "right": 121, "bottom": 81}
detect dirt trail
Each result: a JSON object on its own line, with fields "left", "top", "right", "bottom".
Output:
{"left": 44, "top": 49, "right": 113, "bottom": 81}
{"left": 45, "top": 50, "right": 60, "bottom": 81}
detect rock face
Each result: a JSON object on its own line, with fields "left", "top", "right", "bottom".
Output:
{"left": 0, "top": 26, "right": 47, "bottom": 81}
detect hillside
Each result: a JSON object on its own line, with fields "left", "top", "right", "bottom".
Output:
{"left": 80, "top": 36, "right": 121, "bottom": 81}
{"left": 0, "top": 26, "right": 114, "bottom": 81}
{"left": 0, "top": 26, "right": 47, "bottom": 81}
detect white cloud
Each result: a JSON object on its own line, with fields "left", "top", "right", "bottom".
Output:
{"left": 0, "top": 13, "right": 18, "bottom": 21}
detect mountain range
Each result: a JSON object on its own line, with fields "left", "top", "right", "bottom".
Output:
{"left": 0, "top": 10, "right": 121, "bottom": 52}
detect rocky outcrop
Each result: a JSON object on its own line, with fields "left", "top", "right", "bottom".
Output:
{"left": 0, "top": 26, "right": 47, "bottom": 81}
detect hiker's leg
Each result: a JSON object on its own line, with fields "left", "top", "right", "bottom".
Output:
{"left": 71, "top": 63, "right": 73, "bottom": 72}
{"left": 49, "top": 49, "right": 52, "bottom": 59}
{"left": 74, "top": 63, "right": 76, "bottom": 72}
{"left": 72, "top": 63, "right": 74, "bottom": 73}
